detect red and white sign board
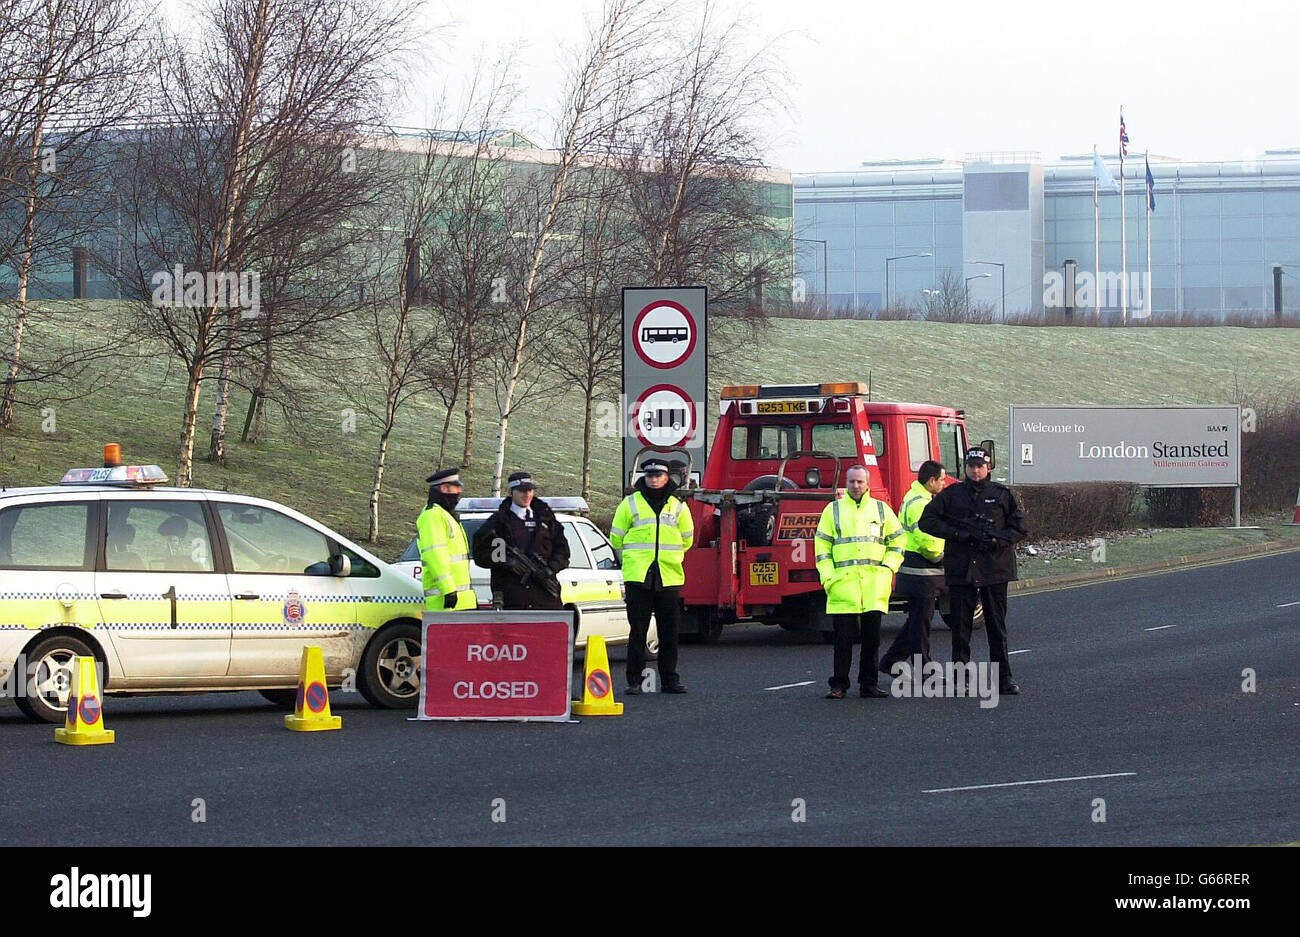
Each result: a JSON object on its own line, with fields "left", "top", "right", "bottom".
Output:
{"left": 417, "top": 611, "right": 573, "bottom": 721}
{"left": 633, "top": 383, "right": 697, "bottom": 449}
{"left": 632, "top": 300, "right": 698, "bottom": 369}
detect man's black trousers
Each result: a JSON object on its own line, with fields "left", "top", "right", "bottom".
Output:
{"left": 625, "top": 583, "right": 680, "bottom": 689}
{"left": 948, "top": 582, "right": 1012, "bottom": 680}
{"left": 829, "top": 611, "right": 882, "bottom": 692}
{"left": 881, "top": 573, "right": 946, "bottom": 671}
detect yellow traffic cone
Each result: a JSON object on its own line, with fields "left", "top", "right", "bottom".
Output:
{"left": 571, "top": 634, "right": 623, "bottom": 716}
{"left": 284, "top": 646, "right": 341, "bottom": 731}
{"left": 54, "top": 656, "right": 115, "bottom": 746}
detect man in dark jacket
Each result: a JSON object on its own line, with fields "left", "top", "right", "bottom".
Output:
{"left": 471, "top": 471, "right": 570, "bottom": 612}
{"left": 918, "top": 447, "right": 1028, "bottom": 694}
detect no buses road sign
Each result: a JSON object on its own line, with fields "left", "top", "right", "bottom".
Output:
{"left": 623, "top": 287, "right": 707, "bottom": 486}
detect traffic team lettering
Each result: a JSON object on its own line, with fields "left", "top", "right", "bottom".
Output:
{"left": 452, "top": 643, "right": 539, "bottom": 700}
{"left": 776, "top": 513, "right": 822, "bottom": 541}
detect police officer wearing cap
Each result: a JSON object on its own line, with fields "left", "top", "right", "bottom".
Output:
{"left": 609, "top": 458, "right": 695, "bottom": 694}
{"left": 416, "top": 468, "right": 475, "bottom": 612}
{"left": 918, "top": 447, "right": 1028, "bottom": 694}
{"left": 471, "top": 471, "right": 569, "bottom": 611}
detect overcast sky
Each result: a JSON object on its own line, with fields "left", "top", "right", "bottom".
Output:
{"left": 412, "top": 0, "right": 1298, "bottom": 172}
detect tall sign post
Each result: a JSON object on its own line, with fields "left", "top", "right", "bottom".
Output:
{"left": 622, "top": 287, "right": 708, "bottom": 487}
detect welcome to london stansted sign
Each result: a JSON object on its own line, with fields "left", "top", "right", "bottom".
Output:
{"left": 1008, "top": 406, "right": 1241, "bottom": 487}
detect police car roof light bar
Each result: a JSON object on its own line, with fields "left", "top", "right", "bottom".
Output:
{"left": 60, "top": 464, "right": 169, "bottom": 487}
{"left": 456, "top": 495, "right": 590, "bottom": 515}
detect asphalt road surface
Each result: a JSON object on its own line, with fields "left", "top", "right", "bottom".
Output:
{"left": 4, "top": 551, "right": 1297, "bottom": 846}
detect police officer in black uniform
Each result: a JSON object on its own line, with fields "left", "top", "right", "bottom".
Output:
{"left": 471, "top": 471, "right": 569, "bottom": 611}
{"left": 918, "top": 446, "right": 1028, "bottom": 695}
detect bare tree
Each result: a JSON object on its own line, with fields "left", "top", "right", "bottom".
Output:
{"left": 921, "top": 268, "right": 994, "bottom": 323}
{"left": 112, "top": 0, "right": 422, "bottom": 486}
{"left": 487, "top": 0, "right": 667, "bottom": 495}
{"left": 0, "top": 0, "right": 151, "bottom": 429}
{"left": 620, "top": 0, "right": 790, "bottom": 314}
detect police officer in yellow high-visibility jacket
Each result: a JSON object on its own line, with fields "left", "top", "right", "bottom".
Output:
{"left": 416, "top": 467, "right": 475, "bottom": 612}
{"left": 880, "top": 461, "right": 951, "bottom": 676}
{"left": 816, "top": 464, "right": 905, "bottom": 699}
{"left": 609, "top": 458, "right": 694, "bottom": 694}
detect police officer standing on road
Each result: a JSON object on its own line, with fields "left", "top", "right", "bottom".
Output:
{"left": 471, "top": 471, "right": 569, "bottom": 612}
{"left": 416, "top": 468, "right": 475, "bottom": 612}
{"left": 918, "top": 447, "right": 1028, "bottom": 695}
{"left": 609, "top": 458, "right": 694, "bottom": 695}
{"left": 880, "top": 460, "right": 952, "bottom": 676}
{"left": 817, "top": 465, "right": 905, "bottom": 699}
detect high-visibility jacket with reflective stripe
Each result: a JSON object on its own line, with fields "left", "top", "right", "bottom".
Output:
{"left": 416, "top": 504, "right": 474, "bottom": 612}
{"left": 815, "top": 493, "right": 905, "bottom": 614}
{"left": 608, "top": 490, "right": 694, "bottom": 588}
{"left": 898, "top": 480, "right": 945, "bottom": 564}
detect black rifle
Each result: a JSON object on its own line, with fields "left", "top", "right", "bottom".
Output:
{"left": 952, "top": 514, "right": 1016, "bottom": 547}
{"left": 504, "top": 543, "right": 562, "bottom": 598}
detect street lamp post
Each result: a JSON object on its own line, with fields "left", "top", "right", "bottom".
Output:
{"left": 885, "top": 252, "right": 932, "bottom": 313}
{"left": 965, "top": 273, "right": 992, "bottom": 310}
{"left": 794, "top": 238, "right": 828, "bottom": 308}
{"left": 967, "top": 260, "right": 1005, "bottom": 322}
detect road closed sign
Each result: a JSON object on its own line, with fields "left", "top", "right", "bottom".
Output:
{"left": 418, "top": 611, "right": 573, "bottom": 721}
{"left": 1009, "top": 405, "right": 1241, "bottom": 487}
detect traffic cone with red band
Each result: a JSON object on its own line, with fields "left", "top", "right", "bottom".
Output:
{"left": 54, "top": 656, "right": 115, "bottom": 746}
{"left": 1287, "top": 485, "right": 1300, "bottom": 525}
{"left": 571, "top": 634, "right": 623, "bottom": 716}
{"left": 284, "top": 645, "right": 341, "bottom": 731}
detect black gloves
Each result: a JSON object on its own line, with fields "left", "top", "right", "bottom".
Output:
{"left": 444, "top": 592, "right": 458, "bottom": 610}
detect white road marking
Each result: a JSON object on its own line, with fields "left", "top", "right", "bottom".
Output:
{"left": 1144, "top": 624, "right": 1176, "bottom": 631}
{"left": 1276, "top": 601, "right": 1300, "bottom": 608}
{"left": 765, "top": 680, "right": 815, "bottom": 691}
{"left": 923, "top": 772, "right": 1137, "bottom": 794}
{"left": 1008, "top": 649, "right": 1032, "bottom": 655}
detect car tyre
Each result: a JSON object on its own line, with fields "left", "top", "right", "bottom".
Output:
{"left": 646, "top": 616, "right": 660, "bottom": 661}
{"left": 358, "top": 622, "right": 423, "bottom": 709}
{"left": 16, "top": 633, "right": 98, "bottom": 724}
{"left": 259, "top": 688, "right": 299, "bottom": 709}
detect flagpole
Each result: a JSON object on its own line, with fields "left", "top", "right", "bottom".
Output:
{"left": 1174, "top": 170, "right": 1182, "bottom": 318}
{"left": 1094, "top": 145, "right": 1101, "bottom": 322}
{"left": 1120, "top": 107, "right": 1128, "bottom": 325}
{"left": 1145, "top": 150, "right": 1152, "bottom": 319}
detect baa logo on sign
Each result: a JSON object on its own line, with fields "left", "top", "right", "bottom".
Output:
{"left": 283, "top": 591, "right": 305, "bottom": 626}
{"left": 1021, "top": 444, "right": 1033, "bottom": 466}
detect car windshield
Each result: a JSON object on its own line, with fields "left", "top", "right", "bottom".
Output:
{"left": 399, "top": 516, "right": 486, "bottom": 562}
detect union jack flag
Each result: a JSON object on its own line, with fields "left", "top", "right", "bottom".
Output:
{"left": 1119, "top": 113, "right": 1129, "bottom": 158}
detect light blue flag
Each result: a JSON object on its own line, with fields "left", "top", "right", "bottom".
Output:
{"left": 1094, "top": 150, "right": 1119, "bottom": 193}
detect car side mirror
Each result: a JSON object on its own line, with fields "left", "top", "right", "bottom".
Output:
{"left": 329, "top": 553, "right": 351, "bottom": 577}
{"left": 979, "top": 439, "right": 996, "bottom": 470}
{"left": 597, "top": 557, "right": 618, "bottom": 570}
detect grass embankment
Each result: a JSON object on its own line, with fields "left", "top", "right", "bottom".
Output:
{"left": 2, "top": 303, "right": 1297, "bottom": 563}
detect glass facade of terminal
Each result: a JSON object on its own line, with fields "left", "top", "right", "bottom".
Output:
{"left": 795, "top": 154, "right": 1300, "bottom": 317}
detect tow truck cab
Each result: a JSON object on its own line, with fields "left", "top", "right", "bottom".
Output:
{"left": 678, "top": 382, "right": 984, "bottom": 641}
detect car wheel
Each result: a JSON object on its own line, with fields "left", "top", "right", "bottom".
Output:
{"left": 16, "top": 633, "right": 97, "bottom": 724}
{"left": 358, "top": 622, "right": 422, "bottom": 709}
{"left": 646, "top": 617, "right": 659, "bottom": 661}
{"left": 259, "top": 689, "right": 299, "bottom": 709}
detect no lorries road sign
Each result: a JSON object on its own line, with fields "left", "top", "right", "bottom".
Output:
{"left": 633, "top": 383, "right": 697, "bottom": 449}
{"left": 632, "top": 300, "right": 698, "bottom": 370}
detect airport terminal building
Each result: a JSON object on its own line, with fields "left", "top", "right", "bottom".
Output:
{"left": 793, "top": 151, "right": 1300, "bottom": 319}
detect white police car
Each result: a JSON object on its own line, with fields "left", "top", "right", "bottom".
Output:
{"left": 393, "top": 497, "right": 658, "bottom": 660}
{"left": 0, "top": 449, "right": 428, "bottom": 722}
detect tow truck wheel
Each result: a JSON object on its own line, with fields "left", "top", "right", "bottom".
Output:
{"left": 681, "top": 609, "right": 723, "bottom": 644}
{"left": 973, "top": 600, "right": 985, "bottom": 631}
{"left": 358, "top": 622, "right": 422, "bottom": 709}
{"left": 16, "top": 634, "right": 97, "bottom": 724}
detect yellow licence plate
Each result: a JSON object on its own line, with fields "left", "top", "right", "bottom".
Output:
{"left": 755, "top": 399, "right": 808, "bottom": 415}
{"left": 749, "top": 562, "right": 778, "bottom": 586}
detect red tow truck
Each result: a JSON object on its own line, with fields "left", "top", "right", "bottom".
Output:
{"left": 670, "top": 382, "right": 992, "bottom": 642}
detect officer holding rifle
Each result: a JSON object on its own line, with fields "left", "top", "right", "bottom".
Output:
{"left": 918, "top": 447, "right": 1028, "bottom": 695}
{"left": 472, "top": 471, "right": 570, "bottom": 612}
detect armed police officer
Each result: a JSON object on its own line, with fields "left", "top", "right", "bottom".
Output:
{"left": 416, "top": 467, "right": 475, "bottom": 612}
{"left": 918, "top": 447, "right": 1028, "bottom": 695}
{"left": 609, "top": 458, "right": 694, "bottom": 695}
{"left": 879, "top": 460, "right": 952, "bottom": 677}
{"left": 471, "top": 471, "right": 569, "bottom": 612}
{"left": 816, "top": 465, "right": 905, "bottom": 699}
